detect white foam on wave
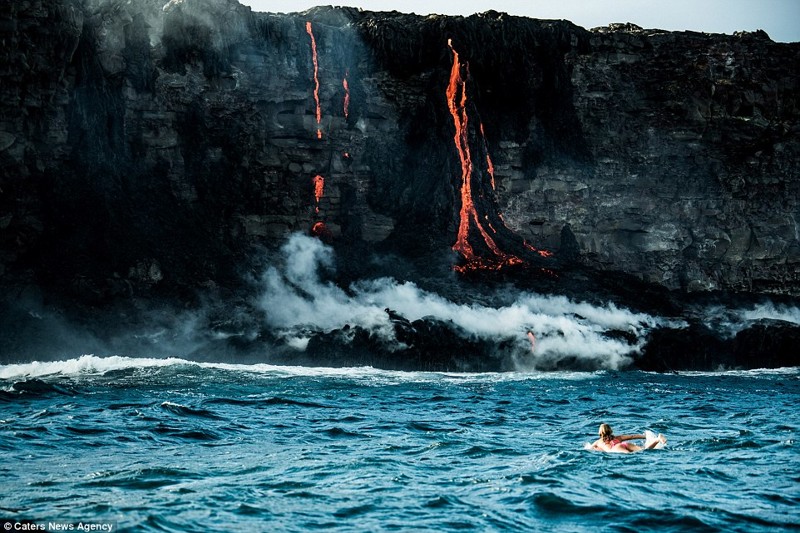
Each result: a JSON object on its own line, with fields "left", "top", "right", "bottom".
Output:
{"left": 0, "top": 354, "right": 191, "bottom": 379}
{"left": 258, "top": 234, "right": 676, "bottom": 370}
{"left": 671, "top": 367, "right": 800, "bottom": 377}
{"left": 0, "top": 354, "right": 354, "bottom": 380}
{"left": 0, "top": 354, "right": 605, "bottom": 384}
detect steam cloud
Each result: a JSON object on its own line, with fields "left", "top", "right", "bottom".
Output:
{"left": 258, "top": 233, "right": 670, "bottom": 370}
{"left": 703, "top": 302, "right": 800, "bottom": 337}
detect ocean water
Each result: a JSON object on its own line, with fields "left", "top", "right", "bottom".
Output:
{"left": 1, "top": 356, "right": 798, "bottom": 532}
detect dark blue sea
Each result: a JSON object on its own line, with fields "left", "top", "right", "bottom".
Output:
{"left": 1, "top": 356, "right": 798, "bottom": 532}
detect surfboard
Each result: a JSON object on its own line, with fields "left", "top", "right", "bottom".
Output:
{"left": 644, "top": 430, "right": 666, "bottom": 449}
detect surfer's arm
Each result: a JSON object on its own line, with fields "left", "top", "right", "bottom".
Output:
{"left": 619, "top": 434, "right": 646, "bottom": 441}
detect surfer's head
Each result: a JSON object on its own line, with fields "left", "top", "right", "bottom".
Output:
{"left": 599, "top": 423, "right": 613, "bottom": 441}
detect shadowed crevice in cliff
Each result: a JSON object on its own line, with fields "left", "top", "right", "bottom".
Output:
{"left": 32, "top": 7, "right": 242, "bottom": 303}
{"left": 37, "top": 13, "right": 128, "bottom": 295}
{"left": 162, "top": 9, "right": 232, "bottom": 78}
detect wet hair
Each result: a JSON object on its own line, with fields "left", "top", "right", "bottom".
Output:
{"left": 599, "top": 423, "right": 614, "bottom": 442}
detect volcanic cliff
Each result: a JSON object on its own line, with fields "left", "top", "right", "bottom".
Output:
{"left": 1, "top": 0, "right": 798, "bottom": 369}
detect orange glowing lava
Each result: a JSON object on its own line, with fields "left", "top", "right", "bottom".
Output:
{"left": 446, "top": 39, "right": 553, "bottom": 272}
{"left": 343, "top": 70, "right": 350, "bottom": 119}
{"left": 479, "top": 122, "right": 495, "bottom": 190}
{"left": 305, "top": 21, "right": 322, "bottom": 139}
{"left": 525, "top": 241, "right": 554, "bottom": 258}
{"left": 447, "top": 39, "right": 520, "bottom": 269}
{"left": 447, "top": 38, "right": 477, "bottom": 261}
{"left": 312, "top": 174, "right": 324, "bottom": 213}
{"left": 311, "top": 221, "right": 331, "bottom": 240}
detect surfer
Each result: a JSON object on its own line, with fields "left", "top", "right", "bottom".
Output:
{"left": 588, "top": 423, "right": 666, "bottom": 453}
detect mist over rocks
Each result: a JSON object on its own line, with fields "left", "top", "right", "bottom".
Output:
{"left": 0, "top": 0, "right": 798, "bottom": 370}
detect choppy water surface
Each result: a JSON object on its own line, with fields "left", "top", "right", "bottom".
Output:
{"left": 1, "top": 356, "right": 798, "bottom": 531}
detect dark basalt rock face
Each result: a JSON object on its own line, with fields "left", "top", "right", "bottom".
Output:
{"left": 0, "top": 0, "right": 798, "bottom": 369}
{"left": 638, "top": 319, "right": 800, "bottom": 371}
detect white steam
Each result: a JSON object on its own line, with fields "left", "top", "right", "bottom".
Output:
{"left": 258, "top": 234, "right": 671, "bottom": 370}
{"left": 704, "top": 302, "right": 800, "bottom": 337}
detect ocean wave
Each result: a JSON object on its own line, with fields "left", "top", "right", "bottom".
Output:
{"left": 0, "top": 354, "right": 194, "bottom": 379}
{"left": 670, "top": 367, "right": 800, "bottom": 377}
{"left": 0, "top": 354, "right": 608, "bottom": 383}
{"left": 160, "top": 401, "right": 222, "bottom": 419}
{"left": 1, "top": 378, "right": 76, "bottom": 397}
{"left": 4, "top": 355, "right": 793, "bottom": 390}
{"left": 0, "top": 354, "right": 388, "bottom": 380}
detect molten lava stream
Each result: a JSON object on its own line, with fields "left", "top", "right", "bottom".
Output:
{"left": 446, "top": 38, "right": 477, "bottom": 262}
{"left": 479, "top": 122, "right": 495, "bottom": 190}
{"left": 310, "top": 175, "right": 329, "bottom": 241}
{"left": 525, "top": 241, "right": 554, "bottom": 258}
{"left": 446, "top": 40, "right": 553, "bottom": 272}
{"left": 446, "top": 39, "right": 519, "bottom": 270}
{"left": 305, "top": 21, "right": 322, "bottom": 139}
{"left": 312, "top": 174, "right": 324, "bottom": 213}
{"left": 343, "top": 69, "right": 350, "bottom": 119}
{"left": 311, "top": 221, "right": 332, "bottom": 241}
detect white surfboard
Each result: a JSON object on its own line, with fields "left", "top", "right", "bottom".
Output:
{"left": 644, "top": 430, "right": 666, "bottom": 449}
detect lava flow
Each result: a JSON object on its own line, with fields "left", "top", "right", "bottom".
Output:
{"left": 312, "top": 174, "right": 324, "bottom": 213}
{"left": 305, "top": 21, "right": 322, "bottom": 139}
{"left": 310, "top": 174, "right": 330, "bottom": 241}
{"left": 447, "top": 39, "right": 525, "bottom": 272}
{"left": 343, "top": 69, "right": 350, "bottom": 119}
{"left": 310, "top": 221, "right": 332, "bottom": 241}
{"left": 446, "top": 38, "right": 477, "bottom": 261}
{"left": 479, "top": 122, "right": 496, "bottom": 190}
